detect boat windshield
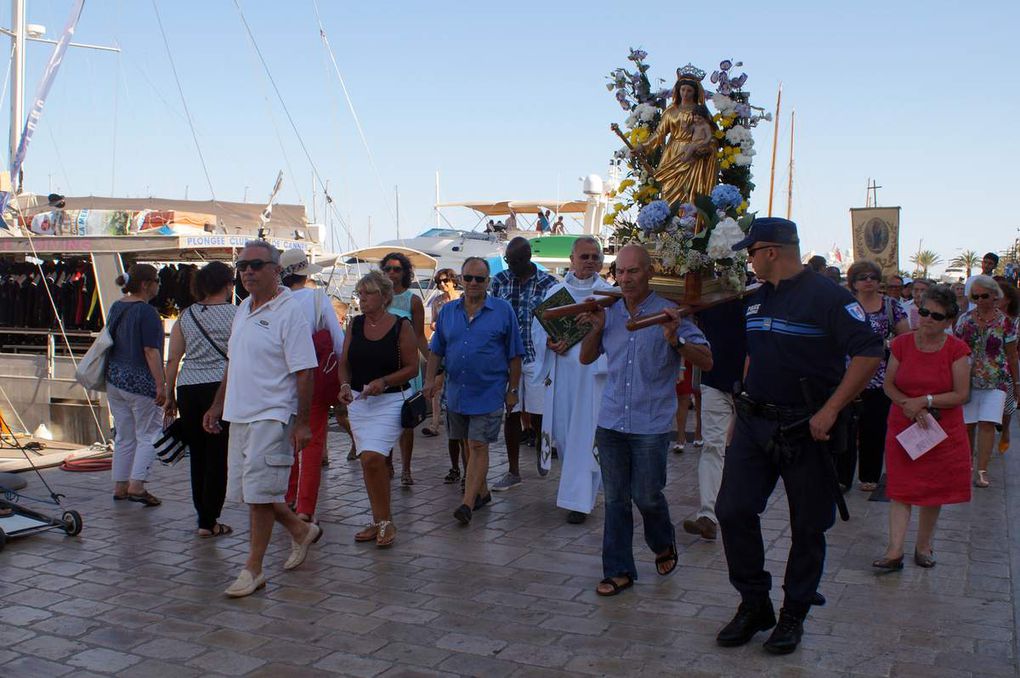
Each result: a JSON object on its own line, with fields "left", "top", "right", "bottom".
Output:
{"left": 417, "top": 228, "right": 494, "bottom": 241}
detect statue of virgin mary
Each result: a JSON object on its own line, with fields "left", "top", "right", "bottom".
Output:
{"left": 640, "top": 64, "right": 719, "bottom": 207}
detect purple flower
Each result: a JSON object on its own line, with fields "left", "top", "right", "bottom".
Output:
{"left": 628, "top": 48, "right": 648, "bottom": 62}
{"left": 720, "top": 59, "right": 732, "bottom": 71}
{"left": 637, "top": 200, "right": 671, "bottom": 232}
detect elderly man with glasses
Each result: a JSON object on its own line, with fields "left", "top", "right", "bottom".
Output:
{"left": 425, "top": 257, "right": 525, "bottom": 525}
{"left": 203, "top": 241, "right": 320, "bottom": 598}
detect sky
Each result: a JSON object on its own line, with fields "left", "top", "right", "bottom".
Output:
{"left": 9, "top": 0, "right": 1019, "bottom": 275}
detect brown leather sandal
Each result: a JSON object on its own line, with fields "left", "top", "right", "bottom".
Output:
{"left": 127, "top": 491, "right": 161, "bottom": 507}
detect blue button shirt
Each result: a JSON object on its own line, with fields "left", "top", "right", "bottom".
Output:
{"left": 491, "top": 266, "right": 559, "bottom": 364}
{"left": 744, "top": 270, "right": 884, "bottom": 406}
{"left": 597, "top": 291, "right": 710, "bottom": 434}
{"left": 429, "top": 295, "right": 525, "bottom": 415}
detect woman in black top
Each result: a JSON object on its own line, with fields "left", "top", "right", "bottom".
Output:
{"left": 338, "top": 271, "right": 419, "bottom": 548}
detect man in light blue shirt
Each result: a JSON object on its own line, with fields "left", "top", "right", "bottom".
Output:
{"left": 580, "top": 244, "right": 712, "bottom": 597}
{"left": 425, "top": 257, "right": 524, "bottom": 526}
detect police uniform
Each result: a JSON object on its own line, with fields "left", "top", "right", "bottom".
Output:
{"left": 714, "top": 218, "right": 883, "bottom": 652}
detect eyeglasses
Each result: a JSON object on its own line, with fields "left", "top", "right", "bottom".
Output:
{"left": 462, "top": 274, "right": 488, "bottom": 283}
{"left": 437, "top": 278, "right": 451, "bottom": 284}
{"left": 917, "top": 307, "right": 949, "bottom": 322}
{"left": 747, "top": 245, "right": 776, "bottom": 257}
{"left": 576, "top": 253, "right": 600, "bottom": 261}
{"left": 971, "top": 293, "right": 992, "bottom": 300}
{"left": 236, "top": 259, "right": 273, "bottom": 272}
{"left": 382, "top": 265, "right": 403, "bottom": 273}
{"left": 855, "top": 274, "right": 880, "bottom": 282}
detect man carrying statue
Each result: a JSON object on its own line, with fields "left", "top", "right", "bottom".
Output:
{"left": 531, "top": 236, "right": 615, "bottom": 524}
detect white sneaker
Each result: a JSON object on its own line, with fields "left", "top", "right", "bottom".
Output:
{"left": 283, "top": 523, "right": 323, "bottom": 571}
{"left": 672, "top": 442, "right": 685, "bottom": 454}
{"left": 224, "top": 569, "right": 266, "bottom": 598}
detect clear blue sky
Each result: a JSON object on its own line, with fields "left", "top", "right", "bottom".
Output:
{"left": 12, "top": 0, "right": 1020, "bottom": 273}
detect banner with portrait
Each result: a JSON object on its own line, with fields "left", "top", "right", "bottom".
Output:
{"left": 850, "top": 207, "right": 900, "bottom": 279}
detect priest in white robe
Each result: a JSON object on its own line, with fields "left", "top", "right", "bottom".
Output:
{"left": 532, "top": 236, "right": 615, "bottom": 523}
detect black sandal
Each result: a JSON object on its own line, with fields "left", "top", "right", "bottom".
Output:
{"left": 596, "top": 575, "right": 634, "bottom": 597}
{"left": 200, "top": 523, "right": 233, "bottom": 538}
{"left": 655, "top": 543, "right": 678, "bottom": 576}
{"left": 127, "top": 491, "right": 162, "bottom": 507}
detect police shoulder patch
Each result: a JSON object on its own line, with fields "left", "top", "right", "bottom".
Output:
{"left": 844, "top": 302, "right": 866, "bottom": 322}
{"left": 746, "top": 303, "right": 761, "bottom": 316}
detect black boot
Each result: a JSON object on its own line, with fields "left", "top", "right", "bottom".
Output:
{"left": 762, "top": 607, "right": 805, "bottom": 655}
{"left": 716, "top": 599, "right": 776, "bottom": 647}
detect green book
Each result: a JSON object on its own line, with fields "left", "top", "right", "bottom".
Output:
{"left": 532, "top": 287, "right": 592, "bottom": 351}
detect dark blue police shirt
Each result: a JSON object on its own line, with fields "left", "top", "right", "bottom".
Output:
{"left": 744, "top": 270, "right": 883, "bottom": 407}
{"left": 697, "top": 298, "right": 746, "bottom": 394}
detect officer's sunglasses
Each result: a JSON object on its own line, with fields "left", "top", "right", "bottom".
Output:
{"left": 917, "top": 307, "right": 949, "bottom": 322}
{"left": 236, "top": 259, "right": 273, "bottom": 272}
{"left": 462, "top": 274, "right": 488, "bottom": 283}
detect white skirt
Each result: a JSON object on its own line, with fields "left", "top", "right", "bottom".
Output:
{"left": 348, "top": 390, "right": 404, "bottom": 456}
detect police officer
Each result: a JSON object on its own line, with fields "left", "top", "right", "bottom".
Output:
{"left": 714, "top": 218, "right": 883, "bottom": 654}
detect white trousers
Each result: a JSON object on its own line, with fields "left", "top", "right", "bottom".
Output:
{"left": 107, "top": 384, "right": 162, "bottom": 483}
{"left": 697, "top": 385, "right": 733, "bottom": 523}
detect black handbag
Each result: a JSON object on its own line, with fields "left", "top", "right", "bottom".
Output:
{"left": 396, "top": 317, "right": 428, "bottom": 428}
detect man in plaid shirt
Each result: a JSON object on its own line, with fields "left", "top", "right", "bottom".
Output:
{"left": 490, "top": 236, "right": 559, "bottom": 490}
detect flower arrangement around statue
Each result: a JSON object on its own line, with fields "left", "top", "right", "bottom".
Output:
{"left": 606, "top": 51, "right": 771, "bottom": 297}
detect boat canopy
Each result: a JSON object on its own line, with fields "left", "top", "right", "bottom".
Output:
{"left": 338, "top": 245, "right": 438, "bottom": 271}
{"left": 437, "top": 200, "right": 589, "bottom": 217}
{"left": 16, "top": 195, "right": 310, "bottom": 236}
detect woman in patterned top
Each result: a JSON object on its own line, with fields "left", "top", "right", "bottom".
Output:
{"left": 105, "top": 264, "right": 166, "bottom": 507}
{"left": 845, "top": 261, "right": 910, "bottom": 492}
{"left": 165, "top": 262, "right": 237, "bottom": 536}
{"left": 955, "top": 275, "right": 1019, "bottom": 487}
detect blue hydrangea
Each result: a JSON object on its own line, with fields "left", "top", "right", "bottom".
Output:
{"left": 711, "top": 184, "right": 743, "bottom": 211}
{"left": 637, "top": 199, "right": 671, "bottom": 234}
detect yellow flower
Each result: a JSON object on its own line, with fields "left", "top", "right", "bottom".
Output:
{"left": 629, "top": 127, "right": 650, "bottom": 144}
{"left": 720, "top": 159, "right": 731, "bottom": 169}
{"left": 603, "top": 214, "right": 616, "bottom": 225}
{"left": 617, "top": 178, "right": 635, "bottom": 192}
{"left": 737, "top": 200, "right": 748, "bottom": 214}
{"left": 713, "top": 130, "right": 725, "bottom": 139}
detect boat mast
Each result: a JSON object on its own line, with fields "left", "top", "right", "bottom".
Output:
{"left": 434, "top": 170, "right": 440, "bottom": 228}
{"left": 785, "top": 109, "right": 795, "bottom": 220}
{"left": 394, "top": 185, "right": 400, "bottom": 239}
{"left": 766, "top": 83, "right": 782, "bottom": 217}
{"left": 9, "top": 0, "right": 24, "bottom": 187}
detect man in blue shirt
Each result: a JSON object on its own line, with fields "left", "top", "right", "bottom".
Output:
{"left": 579, "top": 244, "right": 712, "bottom": 597}
{"left": 715, "top": 218, "right": 882, "bottom": 655}
{"left": 490, "top": 237, "right": 558, "bottom": 489}
{"left": 425, "top": 257, "right": 524, "bottom": 525}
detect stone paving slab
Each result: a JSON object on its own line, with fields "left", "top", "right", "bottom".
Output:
{"left": 0, "top": 421, "right": 1017, "bottom": 676}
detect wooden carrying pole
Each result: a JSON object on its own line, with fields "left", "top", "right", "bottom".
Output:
{"left": 767, "top": 83, "right": 782, "bottom": 217}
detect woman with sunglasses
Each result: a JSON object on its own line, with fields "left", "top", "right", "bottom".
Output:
{"left": 423, "top": 269, "right": 466, "bottom": 481}
{"left": 844, "top": 261, "right": 910, "bottom": 492}
{"left": 381, "top": 252, "right": 430, "bottom": 487}
{"left": 874, "top": 284, "right": 971, "bottom": 570}
{"left": 954, "top": 275, "right": 1019, "bottom": 487}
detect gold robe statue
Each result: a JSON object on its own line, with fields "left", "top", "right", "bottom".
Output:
{"left": 641, "top": 72, "right": 719, "bottom": 208}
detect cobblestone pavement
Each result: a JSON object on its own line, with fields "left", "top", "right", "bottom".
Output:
{"left": 1, "top": 422, "right": 1018, "bottom": 677}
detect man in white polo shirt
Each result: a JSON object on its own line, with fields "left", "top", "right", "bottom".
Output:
{"left": 203, "top": 241, "right": 320, "bottom": 598}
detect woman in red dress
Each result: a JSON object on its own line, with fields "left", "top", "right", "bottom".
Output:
{"left": 874, "top": 285, "right": 971, "bottom": 570}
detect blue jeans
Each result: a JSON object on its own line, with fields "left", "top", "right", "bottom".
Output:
{"left": 594, "top": 427, "right": 675, "bottom": 580}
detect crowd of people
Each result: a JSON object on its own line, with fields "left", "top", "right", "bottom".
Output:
{"left": 98, "top": 224, "right": 1017, "bottom": 655}
{"left": 484, "top": 210, "right": 567, "bottom": 235}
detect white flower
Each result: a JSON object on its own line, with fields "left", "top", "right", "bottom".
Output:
{"left": 707, "top": 217, "right": 744, "bottom": 259}
{"left": 725, "top": 126, "right": 752, "bottom": 145}
{"left": 712, "top": 93, "right": 736, "bottom": 113}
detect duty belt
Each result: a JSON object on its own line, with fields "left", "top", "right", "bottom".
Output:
{"left": 735, "top": 393, "right": 812, "bottom": 422}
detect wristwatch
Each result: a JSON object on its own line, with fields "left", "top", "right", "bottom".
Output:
{"left": 925, "top": 394, "right": 934, "bottom": 408}
{"left": 671, "top": 336, "right": 687, "bottom": 351}
{"left": 509, "top": 387, "right": 520, "bottom": 394}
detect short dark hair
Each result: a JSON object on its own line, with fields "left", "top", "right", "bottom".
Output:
{"left": 380, "top": 252, "right": 413, "bottom": 289}
{"left": 434, "top": 267, "right": 458, "bottom": 287}
{"left": 984, "top": 252, "right": 1000, "bottom": 265}
{"left": 462, "top": 256, "right": 490, "bottom": 274}
{"left": 921, "top": 284, "right": 960, "bottom": 320}
{"left": 846, "top": 260, "right": 882, "bottom": 292}
{"left": 807, "top": 255, "right": 826, "bottom": 272}
{"left": 191, "top": 261, "right": 234, "bottom": 300}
